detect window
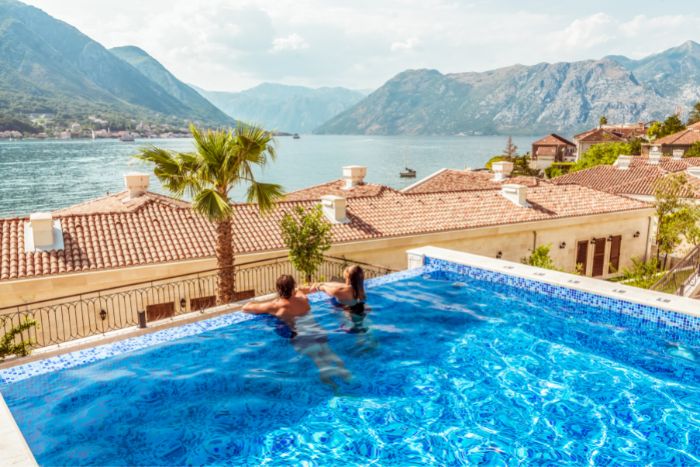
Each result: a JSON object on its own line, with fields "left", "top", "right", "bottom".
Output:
{"left": 591, "top": 238, "right": 606, "bottom": 277}
{"left": 576, "top": 240, "right": 588, "bottom": 275}
{"left": 609, "top": 235, "right": 622, "bottom": 274}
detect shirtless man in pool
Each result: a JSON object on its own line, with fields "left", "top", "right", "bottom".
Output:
{"left": 242, "top": 275, "right": 350, "bottom": 386}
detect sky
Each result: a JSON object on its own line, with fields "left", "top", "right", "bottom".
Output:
{"left": 23, "top": 0, "right": 700, "bottom": 93}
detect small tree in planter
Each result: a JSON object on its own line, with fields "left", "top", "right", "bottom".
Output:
{"left": 522, "top": 244, "right": 559, "bottom": 271}
{"left": 0, "top": 318, "right": 36, "bottom": 360}
{"left": 281, "top": 205, "right": 332, "bottom": 283}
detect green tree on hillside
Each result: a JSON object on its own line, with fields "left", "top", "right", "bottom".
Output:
{"left": 599, "top": 116, "right": 608, "bottom": 126}
{"left": 136, "top": 124, "right": 283, "bottom": 304}
{"left": 570, "top": 142, "right": 631, "bottom": 173}
{"left": 687, "top": 101, "right": 700, "bottom": 125}
{"left": 504, "top": 136, "right": 518, "bottom": 158}
{"left": 648, "top": 114, "right": 686, "bottom": 140}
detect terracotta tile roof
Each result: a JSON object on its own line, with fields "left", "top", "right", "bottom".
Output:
{"left": 283, "top": 179, "right": 390, "bottom": 201}
{"left": 574, "top": 125, "right": 646, "bottom": 141}
{"left": 654, "top": 127, "right": 700, "bottom": 146}
{"left": 231, "top": 185, "right": 650, "bottom": 254}
{"left": 402, "top": 169, "right": 545, "bottom": 194}
{"left": 0, "top": 192, "right": 216, "bottom": 282}
{"left": 551, "top": 156, "right": 700, "bottom": 198}
{"left": 0, "top": 182, "right": 650, "bottom": 282}
{"left": 574, "top": 128, "right": 627, "bottom": 143}
{"left": 532, "top": 134, "right": 575, "bottom": 146}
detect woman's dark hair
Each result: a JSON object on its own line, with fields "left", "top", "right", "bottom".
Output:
{"left": 346, "top": 265, "right": 365, "bottom": 301}
{"left": 276, "top": 275, "right": 296, "bottom": 299}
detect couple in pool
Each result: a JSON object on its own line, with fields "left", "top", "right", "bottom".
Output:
{"left": 242, "top": 265, "right": 367, "bottom": 386}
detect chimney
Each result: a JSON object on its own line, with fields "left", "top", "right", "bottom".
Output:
{"left": 614, "top": 155, "right": 633, "bottom": 170}
{"left": 648, "top": 149, "right": 662, "bottom": 165}
{"left": 124, "top": 172, "right": 150, "bottom": 200}
{"left": 25, "top": 212, "right": 63, "bottom": 252}
{"left": 501, "top": 184, "right": 529, "bottom": 207}
{"left": 687, "top": 167, "right": 700, "bottom": 179}
{"left": 672, "top": 149, "right": 685, "bottom": 160}
{"left": 321, "top": 195, "right": 348, "bottom": 223}
{"left": 492, "top": 161, "right": 514, "bottom": 181}
{"left": 342, "top": 166, "right": 367, "bottom": 190}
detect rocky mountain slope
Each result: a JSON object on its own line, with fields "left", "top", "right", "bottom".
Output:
{"left": 196, "top": 83, "right": 365, "bottom": 133}
{"left": 0, "top": 0, "right": 232, "bottom": 129}
{"left": 316, "top": 41, "right": 700, "bottom": 136}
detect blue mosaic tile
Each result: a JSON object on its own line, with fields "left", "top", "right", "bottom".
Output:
{"left": 425, "top": 256, "right": 700, "bottom": 336}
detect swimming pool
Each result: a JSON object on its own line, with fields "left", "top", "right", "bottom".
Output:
{"left": 2, "top": 252, "right": 700, "bottom": 465}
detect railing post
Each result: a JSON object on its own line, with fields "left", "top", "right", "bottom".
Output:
{"left": 137, "top": 311, "right": 147, "bottom": 329}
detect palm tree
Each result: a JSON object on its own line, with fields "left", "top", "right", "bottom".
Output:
{"left": 136, "top": 124, "right": 283, "bottom": 304}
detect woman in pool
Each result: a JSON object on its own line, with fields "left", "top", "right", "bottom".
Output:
{"left": 312, "top": 265, "right": 369, "bottom": 333}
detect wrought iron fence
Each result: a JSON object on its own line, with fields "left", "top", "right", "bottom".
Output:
{"left": 650, "top": 245, "right": 700, "bottom": 296}
{"left": 0, "top": 256, "right": 395, "bottom": 351}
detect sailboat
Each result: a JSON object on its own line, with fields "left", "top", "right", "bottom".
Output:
{"left": 399, "top": 152, "right": 416, "bottom": 178}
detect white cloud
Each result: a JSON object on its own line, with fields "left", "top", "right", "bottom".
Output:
{"left": 390, "top": 37, "right": 420, "bottom": 52}
{"left": 19, "top": 1, "right": 700, "bottom": 91}
{"left": 271, "top": 33, "right": 309, "bottom": 52}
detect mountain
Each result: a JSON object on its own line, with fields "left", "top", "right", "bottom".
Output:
{"left": 196, "top": 83, "right": 366, "bottom": 133}
{"left": 110, "top": 46, "right": 232, "bottom": 125}
{"left": 0, "top": 0, "right": 232, "bottom": 130}
{"left": 316, "top": 41, "right": 700, "bottom": 136}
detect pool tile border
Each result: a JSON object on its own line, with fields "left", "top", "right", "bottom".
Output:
{"left": 0, "top": 267, "right": 427, "bottom": 387}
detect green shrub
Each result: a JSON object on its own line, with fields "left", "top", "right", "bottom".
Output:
{"left": 545, "top": 162, "right": 575, "bottom": 178}
{"left": 281, "top": 205, "right": 332, "bottom": 282}
{"left": 571, "top": 142, "right": 631, "bottom": 173}
{"left": 522, "top": 244, "right": 559, "bottom": 270}
{"left": 0, "top": 318, "right": 36, "bottom": 360}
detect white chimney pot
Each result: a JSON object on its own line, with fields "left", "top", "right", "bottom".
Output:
{"left": 492, "top": 161, "right": 514, "bottom": 181}
{"left": 687, "top": 167, "right": 700, "bottom": 179}
{"left": 342, "top": 165, "right": 367, "bottom": 190}
{"left": 124, "top": 172, "right": 150, "bottom": 200}
{"left": 672, "top": 149, "right": 685, "bottom": 160}
{"left": 501, "top": 184, "right": 529, "bottom": 207}
{"left": 25, "top": 212, "right": 64, "bottom": 252}
{"left": 648, "top": 149, "right": 662, "bottom": 165}
{"left": 615, "top": 155, "right": 633, "bottom": 170}
{"left": 320, "top": 195, "right": 348, "bottom": 223}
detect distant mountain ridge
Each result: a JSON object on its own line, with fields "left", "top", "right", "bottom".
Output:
{"left": 0, "top": 0, "right": 233, "bottom": 130}
{"left": 316, "top": 41, "right": 700, "bottom": 136}
{"left": 196, "top": 83, "right": 365, "bottom": 133}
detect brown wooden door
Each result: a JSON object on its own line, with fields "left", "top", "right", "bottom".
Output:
{"left": 146, "top": 302, "right": 175, "bottom": 321}
{"left": 609, "top": 235, "right": 622, "bottom": 274}
{"left": 576, "top": 240, "right": 588, "bottom": 275}
{"left": 592, "top": 238, "right": 606, "bottom": 277}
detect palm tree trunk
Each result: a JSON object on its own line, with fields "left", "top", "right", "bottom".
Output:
{"left": 215, "top": 218, "right": 235, "bottom": 304}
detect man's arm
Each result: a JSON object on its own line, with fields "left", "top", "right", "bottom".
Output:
{"left": 242, "top": 299, "right": 279, "bottom": 315}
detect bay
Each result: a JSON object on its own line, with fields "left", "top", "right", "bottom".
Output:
{"left": 0, "top": 134, "right": 540, "bottom": 217}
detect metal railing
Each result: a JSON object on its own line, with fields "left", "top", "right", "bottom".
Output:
{"left": 650, "top": 245, "right": 700, "bottom": 296}
{"left": 0, "top": 256, "right": 395, "bottom": 351}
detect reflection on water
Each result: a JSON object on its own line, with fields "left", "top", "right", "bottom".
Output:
{"left": 0, "top": 135, "right": 539, "bottom": 216}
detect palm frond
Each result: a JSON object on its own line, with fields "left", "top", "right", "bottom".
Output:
{"left": 193, "top": 188, "right": 233, "bottom": 221}
{"left": 245, "top": 182, "right": 284, "bottom": 213}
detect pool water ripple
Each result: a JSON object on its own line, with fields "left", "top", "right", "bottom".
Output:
{"left": 3, "top": 272, "right": 700, "bottom": 465}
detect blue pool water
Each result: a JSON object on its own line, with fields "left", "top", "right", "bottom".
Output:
{"left": 3, "top": 270, "right": 700, "bottom": 465}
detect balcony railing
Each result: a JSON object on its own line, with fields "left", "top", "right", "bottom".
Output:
{"left": 0, "top": 256, "right": 395, "bottom": 352}
{"left": 650, "top": 245, "right": 700, "bottom": 296}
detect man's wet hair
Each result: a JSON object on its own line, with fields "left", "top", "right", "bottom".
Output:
{"left": 276, "top": 275, "right": 296, "bottom": 299}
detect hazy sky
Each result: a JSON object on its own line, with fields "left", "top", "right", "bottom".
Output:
{"left": 23, "top": 0, "right": 700, "bottom": 92}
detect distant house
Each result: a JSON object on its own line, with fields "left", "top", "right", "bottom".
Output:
{"left": 573, "top": 123, "right": 647, "bottom": 159}
{"left": 530, "top": 134, "right": 576, "bottom": 170}
{"left": 643, "top": 121, "right": 700, "bottom": 156}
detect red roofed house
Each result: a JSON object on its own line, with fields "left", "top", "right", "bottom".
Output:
{"left": 1, "top": 167, "right": 655, "bottom": 317}
{"left": 530, "top": 134, "right": 576, "bottom": 170}
{"left": 642, "top": 121, "right": 700, "bottom": 156}
{"left": 574, "top": 123, "right": 648, "bottom": 159}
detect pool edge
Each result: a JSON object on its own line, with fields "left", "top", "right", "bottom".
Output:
{"left": 0, "top": 393, "right": 37, "bottom": 466}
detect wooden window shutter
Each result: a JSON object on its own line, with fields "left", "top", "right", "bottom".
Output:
{"left": 609, "top": 235, "right": 622, "bottom": 274}
{"left": 592, "top": 238, "right": 606, "bottom": 277}
{"left": 576, "top": 240, "right": 588, "bottom": 275}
